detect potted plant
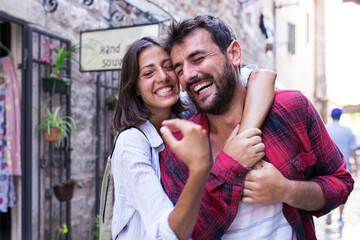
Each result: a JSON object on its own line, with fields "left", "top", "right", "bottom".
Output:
{"left": 37, "top": 106, "right": 76, "bottom": 149}
{"left": 54, "top": 224, "right": 68, "bottom": 240}
{"left": 105, "top": 94, "right": 117, "bottom": 110}
{"left": 52, "top": 179, "right": 83, "bottom": 202}
{"left": 41, "top": 40, "right": 82, "bottom": 95}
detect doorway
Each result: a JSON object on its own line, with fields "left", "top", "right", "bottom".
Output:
{"left": 0, "top": 13, "right": 25, "bottom": 240}
{"left": 0, "top": 11, "right": 74, "bottom": 240}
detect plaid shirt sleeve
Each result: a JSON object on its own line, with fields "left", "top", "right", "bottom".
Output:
{"left": 262, "top": 90, "right": 354, "bottom": 239}
{"left": 301, "top": 92, "right": 354, "bottom": 216}
{"left": 159, "top": 112, "right": 251, "bottom": 240}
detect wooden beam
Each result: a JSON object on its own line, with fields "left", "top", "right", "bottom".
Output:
{"left": 343, "top": 104, "right": 360, "bottom": 113}
{"left": 343, "top": 0, "right": 360, "bottom": 4}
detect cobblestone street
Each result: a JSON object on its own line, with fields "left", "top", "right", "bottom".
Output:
{"left": 315, "top": 175, "right": 360, "bottom": 240}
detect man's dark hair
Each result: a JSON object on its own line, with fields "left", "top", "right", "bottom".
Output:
{"left": 113, "top": 37, "right": 187, "bottom": 132}
{"left": 164, "top": 15, "right": 237, "bottom": 54}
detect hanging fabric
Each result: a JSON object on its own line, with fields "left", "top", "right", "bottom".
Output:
{"left": 259, "top": 13, "right": 274, "bottom": 53}
{"left": 0, "top": 82, "right": 16, "bottom": 212}
{"left": 0, "top": 56, "right": 18, "bottom": 212}
{"left": 0, "top": 56, "right": 21, "bottom": 176}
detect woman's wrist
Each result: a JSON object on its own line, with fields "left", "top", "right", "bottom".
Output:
{"left": 188, "top": 161, "right": 211, "bottom": 181}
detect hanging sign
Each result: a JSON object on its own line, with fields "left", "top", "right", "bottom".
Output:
{"left": 80, "top": 23, "right": 159, "bottom": 72}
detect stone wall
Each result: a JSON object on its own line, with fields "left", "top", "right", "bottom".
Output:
{"left": 153, "top": 0, "right": 275, "bottom": 68}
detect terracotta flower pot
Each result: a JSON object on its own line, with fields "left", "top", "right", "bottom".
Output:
{"left": 52, "top": 181, "right": 75, "bottom": 202}
{"left": 44, "top": 128, "right": 61, "bottom": 142}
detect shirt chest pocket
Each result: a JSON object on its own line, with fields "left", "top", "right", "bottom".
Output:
{"left": 290, "top": 151, "right": 317, "bottom": 180}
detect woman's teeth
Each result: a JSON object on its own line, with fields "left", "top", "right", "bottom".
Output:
{"left": 156, "top": 87, "right": 172, "bottom": 95}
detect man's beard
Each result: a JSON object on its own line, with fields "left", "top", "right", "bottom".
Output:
{"left": 187, "top": 58, "right": 237, "bottom": 115}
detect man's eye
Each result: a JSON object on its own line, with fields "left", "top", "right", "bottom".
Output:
{"left": 176, "top": 69, "right": 183, "bottom": 76}
{"left": 194, "top": 57, "right": 204, "bottom": 63}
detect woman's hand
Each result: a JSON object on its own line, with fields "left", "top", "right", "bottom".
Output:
{"left": 161, "top": 119, "right": 211, "bottom": 173}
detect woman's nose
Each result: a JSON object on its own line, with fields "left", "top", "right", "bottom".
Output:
{"left": 156, "top": 68, "right": 168, "bottom": 82}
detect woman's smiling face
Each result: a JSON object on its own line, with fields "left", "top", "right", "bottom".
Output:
{"left": 136, "top": 45, "right": 179, "bottom": 114}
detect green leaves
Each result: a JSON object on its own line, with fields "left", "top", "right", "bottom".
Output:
{"left": 50, "top": 44, "right": 83, "bottom": 79}
{"left": 54, "top": 224, "right": 68, "bottom": 240}
{"left": 38, "top": 106, "right": 76, "bottom": 150}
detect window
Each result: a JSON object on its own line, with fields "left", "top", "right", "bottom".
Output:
{"left": 288, "top": 23, "right": 295, "bottom": 54}
{"left": 306, "top": 13, "right": 310, "bottom": 43}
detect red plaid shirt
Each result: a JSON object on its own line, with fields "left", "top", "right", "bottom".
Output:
{"left": 159, "top": 90, "right": 354, "bottom": 240}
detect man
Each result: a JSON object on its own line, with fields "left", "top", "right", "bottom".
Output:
{"left": 159, "top": 15, "right": 354, "bottom": 240}
{"left": 326, "top": 108, "right": 358, "bottom": 173}
{"left": 325, "top": 108, "right": 358, "bottom": 226}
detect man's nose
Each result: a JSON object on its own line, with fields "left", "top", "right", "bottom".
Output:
{"left": 182, "top": 62, "right": 197, "bottom": 83}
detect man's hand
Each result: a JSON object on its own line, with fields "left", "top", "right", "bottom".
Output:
{"left": 242, "top": 160, "right": 326, "bottom": 210}
{"left": 242, "top": 160, "right": 287, "bottom": 205}
{"left": 161, "top": 119, "right": 211, "bottom": 172}
{"left": 223, "top": 126, "right": 265, "bottom": 168}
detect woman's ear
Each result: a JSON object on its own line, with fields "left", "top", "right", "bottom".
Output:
{"left": 226, "top": 40, "right": 242, "bottom": 67}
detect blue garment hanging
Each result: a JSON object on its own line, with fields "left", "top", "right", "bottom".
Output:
{"left": 0, "top": 66, "right": 16, "bottom": 213}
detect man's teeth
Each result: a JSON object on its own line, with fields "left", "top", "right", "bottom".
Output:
{"left": 156, "top": 87, "right": 172, "bottom": 95}
{"left": 194, "top": 81, "right": 212, "bottom": 94}
{"left": 198, "top": 85, "right": 211, "bottom": 95}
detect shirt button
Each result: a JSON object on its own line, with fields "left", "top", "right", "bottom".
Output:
{"left": 237, "top": 173, "right": 243, "bottom": 177}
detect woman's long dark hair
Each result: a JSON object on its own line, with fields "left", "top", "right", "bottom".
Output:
{"left": 113, "top": 37, "right": 187, "bottom": 132}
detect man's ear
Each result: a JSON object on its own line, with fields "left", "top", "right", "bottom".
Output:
{"left": 226, "top": 40, "right": 242, "bottom": 66}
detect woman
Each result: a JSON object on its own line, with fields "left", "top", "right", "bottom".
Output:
{"left": 111, "top": 37, "right": 276, "bottom": 239}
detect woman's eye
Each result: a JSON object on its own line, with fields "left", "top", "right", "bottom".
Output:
{"left": 143, "top": 71, "right": 153, "bottom": 77}
{"left": 164, "top": 65, "right": 173, "bottom": 71}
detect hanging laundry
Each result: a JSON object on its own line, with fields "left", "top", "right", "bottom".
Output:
{"left": 0, "top": 83, "right": 16, "bottom": 212}
{"left": 0, "top": 56, "right": 21, "bottom": 176}
{"left": 259, "top": 13, "right": 274, "bottom": 53}
{"left": 259, "top": 13, "right": 269, "bottom": 38}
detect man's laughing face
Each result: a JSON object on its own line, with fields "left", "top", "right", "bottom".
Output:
{"left": 171, "top": 28, "right": 237, "bottom": 115}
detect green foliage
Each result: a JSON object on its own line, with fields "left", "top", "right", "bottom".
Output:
{"left": 92, "top": 214, "right": 100, "bottom": 240}
{"left": 42, "top": 41, "right": 82, "bottom": 80}
{"left": 69, "top": 179, "right": 84, "bottom": 188}
{"left": 53, "top": 178, "right": 83, "bottom": 188}
{"left": 51, "top": 44, "right": 83, "bottom": 79}
{"left": 350, "top": 112, "right": 360, "bottom": 121}
{"left": 105, "top": 94, "right": 117, "bottom": 110}
{"left": 37, "top": 106, "right": 76, "bottom": 149}
{"left": 54, "top": 224, "right": 68, "bottom": 240}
